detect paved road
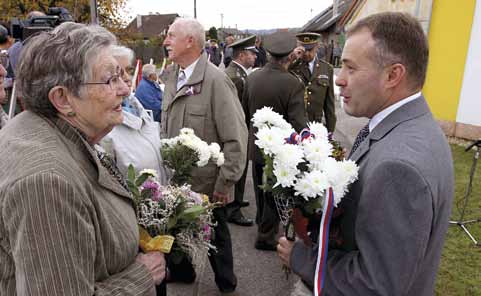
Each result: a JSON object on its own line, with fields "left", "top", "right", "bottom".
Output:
{"left": 169, "top": 100, "right": 368, "bottom": 296}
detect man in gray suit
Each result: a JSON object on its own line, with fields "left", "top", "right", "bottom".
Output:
{"left": 277, "top": 12, "right": 454, "bottom": 295}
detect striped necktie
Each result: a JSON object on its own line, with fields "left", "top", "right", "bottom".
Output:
{"left": 176, "top": 70, "right": 186, "bottom": 91}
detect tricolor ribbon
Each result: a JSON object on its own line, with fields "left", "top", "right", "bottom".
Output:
{"left": 314, "top": 187, "right": 334, "bottom": 296}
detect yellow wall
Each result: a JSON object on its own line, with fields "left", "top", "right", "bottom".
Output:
{"left": 423, "top": 0, "right": 476, "bottom": 121}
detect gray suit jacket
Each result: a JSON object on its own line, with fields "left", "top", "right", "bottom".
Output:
{"left": 291, "top": 96, "right": 454, "bottom": 295}
{"left": 0, "top": 112, "right": 156, "bottom": 295}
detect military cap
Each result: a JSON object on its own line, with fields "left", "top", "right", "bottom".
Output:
{"left": 263, "top": 31, "right": 297, "bottom": 57}
{"left": 0, "top": 25, "right": 9, "bottom": 44}
{"left": 296, "top": 32, "right": 321, "bottom": 50}
{"left": 228, "top": 35, "right": 258, "bottom": 53}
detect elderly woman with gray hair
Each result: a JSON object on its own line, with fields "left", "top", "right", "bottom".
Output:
{"left": 0, "top": 22, "right": 165, "bottom": 295}
{"left": 101, "top": 46, "right": 168, "bottom": 185}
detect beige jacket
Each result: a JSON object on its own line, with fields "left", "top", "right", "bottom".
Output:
{"left": 0, "top": 111, "right": 156, "bottom": 295}
{"left": 161, "top": 52, "right": 248, "bottom": 201}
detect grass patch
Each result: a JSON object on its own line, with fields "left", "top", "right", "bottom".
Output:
{"left": 435, "top": 144, "right": 481, "bottom": 295}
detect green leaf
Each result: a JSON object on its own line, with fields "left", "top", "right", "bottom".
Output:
{"left": 127, "top": 164, "right": 136, "bottom": 182}
{"left": 135, "top": 173, "right": 150, "bottom": 187}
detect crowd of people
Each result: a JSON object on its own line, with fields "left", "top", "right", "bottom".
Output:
{"left": 0, "top": 10, "right": 454, "bottom": 296}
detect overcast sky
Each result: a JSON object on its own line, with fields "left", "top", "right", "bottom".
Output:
{"left": 125, "top": 0, "right": 332, "bottom": 30}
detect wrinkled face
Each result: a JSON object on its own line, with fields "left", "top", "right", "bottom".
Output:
{"left": 163, "top": 22, "right": 191, "bottom": 63}
{"left": 73, "top": 50, "right": 130, "bottom": 135}
{"left": 335, "top": 29, "right": 387, "bottom": 119}
{"left": 0, "top": 64, "right": 6, "bottom": 104}
{"left": 116, "top": 55, "right": 133, "bottom": 88}
{"left": 242, "top": 50, "right": 257, "bottom": 68}
{"left": 302, "top": 44, "right": 319, "bottom": 62}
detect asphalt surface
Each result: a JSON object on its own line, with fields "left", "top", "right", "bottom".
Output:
{"left": 169, "top": 98, "right": 368, "bottom": 296}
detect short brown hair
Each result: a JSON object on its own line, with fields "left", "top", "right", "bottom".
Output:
{"left": 347, "top": 12, "right": 429, "bottom": 89}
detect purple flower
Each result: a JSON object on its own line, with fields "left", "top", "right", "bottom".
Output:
{"left": 188, "top": 191, "right": 203, "bottom": 204}
{"left": 142, "top": 180, "right": 160, "bottom": 190}
{"left": 203, "top": 224, "right": 211, "bottom": 241}
{"left": 142, "top": 180, "right": 162, "bottom": 201}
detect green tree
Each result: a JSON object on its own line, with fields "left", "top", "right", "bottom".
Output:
{"left": 0, "top": 0, "right": 128, "bottom": 31}
{"left": 208, "top": 26, "right": 218, "bottom": 40}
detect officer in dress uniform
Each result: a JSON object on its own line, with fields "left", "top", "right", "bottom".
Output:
{"left": 224, "top": 35, "right": 258, "bottom": 227}
{"left": 289, "top": 32, "right": 336, "bottom": 132}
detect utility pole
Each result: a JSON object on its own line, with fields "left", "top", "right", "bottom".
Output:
{"left": 194, "top": 0, "right": 197, "bottom": 18}
{"left": 221, "top": 13, "right": 224, "bottom": 28}
{"left": 89, "top": 0, "right": 98, "bottom": 24}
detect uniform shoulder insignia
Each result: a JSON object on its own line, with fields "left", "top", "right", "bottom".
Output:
{"left": 289, "top": 70, "right": 304, "bottom": 84}
{"left": 319, "top": 59, "right": 334, "bottom": 69}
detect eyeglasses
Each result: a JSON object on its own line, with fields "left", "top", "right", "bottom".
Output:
{"left": 82, "top": 73, "right": 123, "bottom": 90}
{"left": 0, "top": 50, "right": 9, "bottom": 69}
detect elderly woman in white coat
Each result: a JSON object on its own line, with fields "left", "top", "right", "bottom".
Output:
{"left": 101, "top": 46, "right": 168, "bottom": 185}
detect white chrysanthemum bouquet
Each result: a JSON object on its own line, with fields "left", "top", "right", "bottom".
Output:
{"left": 253, "top": 107, "right": 358, "bottom": 213}
{"left": 160, "top": 128, "right": 224, "bottom": 186}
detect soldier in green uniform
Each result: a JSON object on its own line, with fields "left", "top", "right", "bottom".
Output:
{"left": 242, "top": 31, "right": 307, "bottom": 250}
{"left": 224, "top": 35, "right": 258, "bottom": 227}
{"left": 289, "top": 32, "right": 337, "bottom": 132}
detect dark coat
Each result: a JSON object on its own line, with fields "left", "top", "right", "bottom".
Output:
{"left": 242, "top": 62, "right": 307, "bottom": 164}
{"left": 289, "top": 57, "right": 336, "bottom": 132}
{"left": 290, "top": 97, "right": 454, "bottom": 296}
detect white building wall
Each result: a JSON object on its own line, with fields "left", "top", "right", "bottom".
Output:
{"left": 456, "top": 1, "right": 481, "bottom": 126}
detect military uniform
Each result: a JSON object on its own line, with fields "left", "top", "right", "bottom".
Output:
{"left": 290, "top": 32, "right": 336, "bottom": 132}
{"left": 289, "top": 57, "right": 336, "bottom": 132}
{"left": 243, "top": 32, "right": 307, "bottom": 250}
{"left": 223, "top": 35, "right": 258, "bottom": 227}
{"left": 225, "top": 62, "right": 247, "bottom": 101}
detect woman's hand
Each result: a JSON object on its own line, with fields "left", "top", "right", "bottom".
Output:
{"left": 136, "top": 252, "right": 166, "bottom": 285}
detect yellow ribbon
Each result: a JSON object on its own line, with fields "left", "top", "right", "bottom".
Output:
{"left": 139, "top": 227, "right": 175, "bottom": 253}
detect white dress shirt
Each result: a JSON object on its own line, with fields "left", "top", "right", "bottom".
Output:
{"left": 369, "top": 92, "right": 421, "bottom": 132}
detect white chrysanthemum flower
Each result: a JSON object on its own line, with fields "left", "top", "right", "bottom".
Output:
{"left": 273, "top": 162, "right": 299, "bottom": 188}
{"left": 252, "top": 107, "right": 292, "bottom": 130}
{"left": 216, "top": 152, "right": 225, "bottom": 166}
{"left": 209, "top": 143, "right": 221, "bottom": 159}
{"left": 160, "top": 138, "right": 178, "bottom": 147}
{"left": 325, "top": 158, "right": 359, "bottom": 187}
{"left": 180, "top": 128, "right": 195, "bottom": 136}
{"left": 294, "top": 170, "right": 329, "bottom": 200}
{"left": 331, "top": 184, "right": 348, "bottom": 206}
{"left": 274, "top": 143, "right": 304, "bottom": 168}
{"left": 294, "top": 176, "right": 316, "bottom": 200}
{"left": 139, "top": 168, "right": 158, "bottom": 178}
{"left": 308, "top": 122, "right": 329, "bottom": 141}
{"left": 303, "top": 138, "right": 333, "bottom": 167}
{"left": 340, "top": 159, "right": 359, "bottom": 183}
{"left": 195, "top": 141, "right": 211, "bottom": 167}
{"left": 178, "top": 134, "right": 196, "bottom": 149}
{"left": 254, "top": 126, "right": 290, "bottom": 156}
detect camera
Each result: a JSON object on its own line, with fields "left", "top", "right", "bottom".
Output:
{"left": 10, "top": 7, "right": 73, "bottom": 41}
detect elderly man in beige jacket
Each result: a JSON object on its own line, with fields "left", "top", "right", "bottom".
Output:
{"left": 161, "top": 18, "right": 248, "bottom": 295}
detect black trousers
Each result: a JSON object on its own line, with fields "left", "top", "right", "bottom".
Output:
{"left": 208, "top": 206, "right": 237, "bottom": 292}
{"left": 226, "top": 160, "right": 248, "bottom": 219}
{"left": 155, "top": 281, "right": 167, "bottom": 296}
{"left": 252, "top": 162, "right": 280, "bottom": 245}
